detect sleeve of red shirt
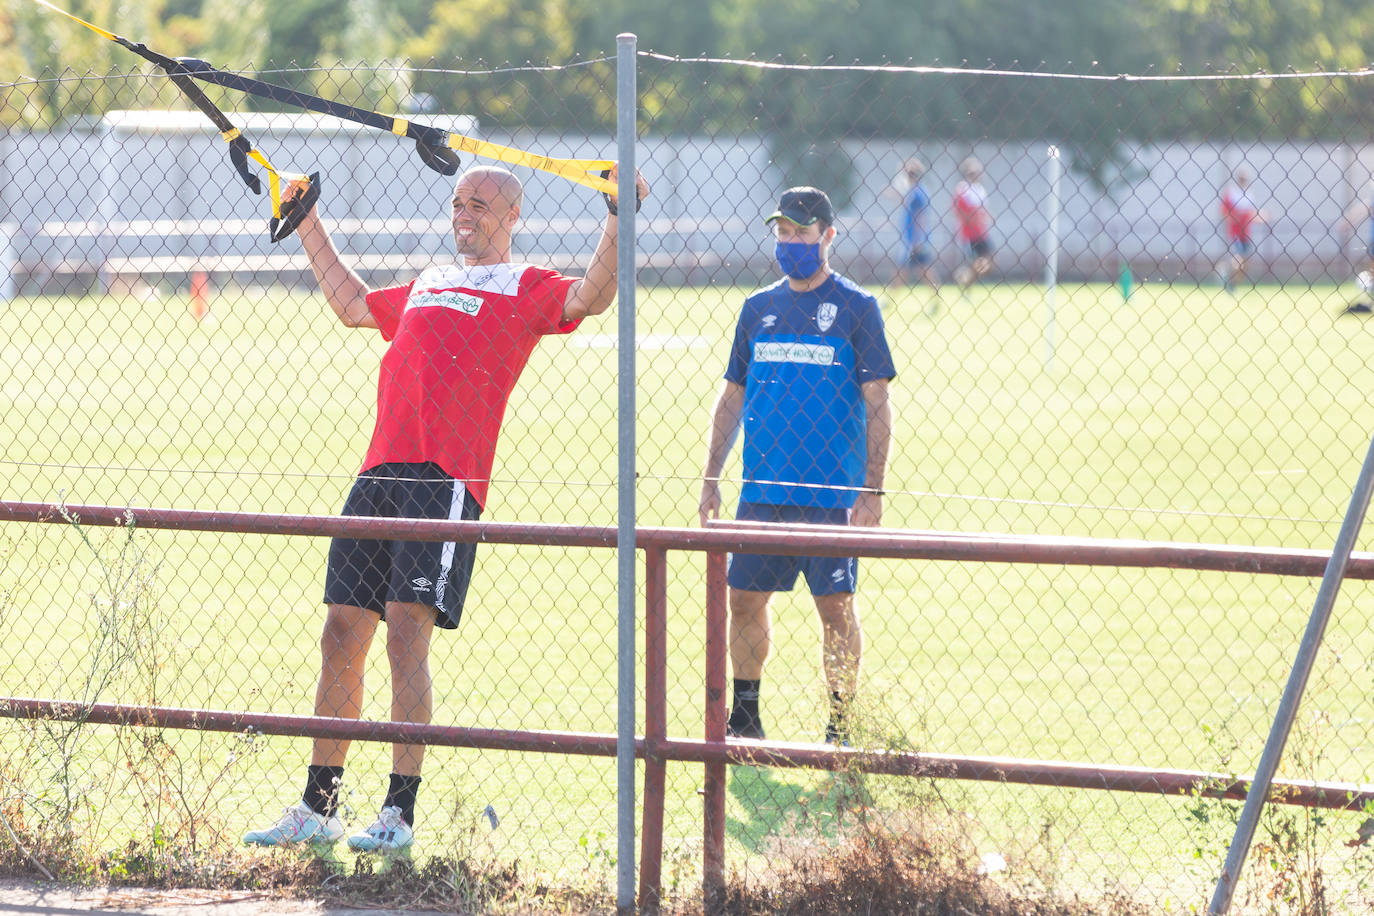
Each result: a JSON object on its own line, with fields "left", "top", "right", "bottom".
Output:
{"left": 364, "top": 282, "right": 416, "bottom": 341}
{"left": 519, "top": 267, "right": 582, "bottom": 335}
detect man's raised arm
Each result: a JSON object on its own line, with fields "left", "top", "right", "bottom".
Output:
{"left": 285, "top": 178, "right": 377, "bottom": 329}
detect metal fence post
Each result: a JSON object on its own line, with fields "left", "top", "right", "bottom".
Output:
{"left": 639, "top": 546, "right": 668, "bottom": 914}
{"left": 703, "top": 550, "right": 728, "bottom": 914}
{"left": 615, "top": 31, "right": 640, "bottom": 916}
{"left": 1208, "top": 432, "right": 1374, "bottom": 914}
{"left": 1043, "top": 144, "right": 1060, "bottom": 371}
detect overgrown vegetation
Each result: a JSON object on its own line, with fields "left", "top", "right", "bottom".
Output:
{"left": 1181, "top": 667, "right": 1374, "bottom": 916}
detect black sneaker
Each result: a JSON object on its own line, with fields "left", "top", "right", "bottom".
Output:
{"left": 725, "top": 706, "right": 765, "bottom": 740}
{"left": 824, "top": 718, "right": 851, "bottom": 747}
{"left": 1340, "top": 301, "right": 1373, "bottom": 315}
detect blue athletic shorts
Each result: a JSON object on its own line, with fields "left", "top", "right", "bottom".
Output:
{"left": 726, "top": 502, "right": 857, "bottom": 596}
{"left": 1231, "top": 239, "right": 1254, "bottom": 257}
{"left": 323, "top": 461, "right": 481, "bottom": 629}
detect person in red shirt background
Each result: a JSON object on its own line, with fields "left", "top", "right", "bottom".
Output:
{"left": 952, "top": 156, "right": 995, "bottom": 290}
{"left": 1217, "top": 166, "right": 1266, "bottom": 294}
{"left": 243, "top": 163, "right": 649, "bottom": 853}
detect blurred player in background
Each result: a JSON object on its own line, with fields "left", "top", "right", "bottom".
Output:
{"left": 890, "top": 158, "right": 940, "bottom": 308}
{"left": 952, "top": 156, "right": 995, "bottom": 289}
{"left": 1339, "top": 191, "right": 1374, "bottom": 314}
{"left": 1217, "top": 166, "right": 1266, "bottom": 294}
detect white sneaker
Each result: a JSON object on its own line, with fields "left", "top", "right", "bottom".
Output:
{"left": 243, "top": 801, "right": 343, "bottom": 847}
{"left": 347, "top": 805, "right": 414, "bottom": 852}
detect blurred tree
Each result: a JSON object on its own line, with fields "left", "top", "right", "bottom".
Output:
{"left": 404, "top": 0, "right": 580, "bottom": 127}
{"left": 569, "top": 0, "right": 721, "bottom": 58}
{"left": 3, "top": 0, "right": 170, "bottom": 125}
{"left": 311, "top": 0, "right": 413, "bottom": 115}
{"left": 2, "top": 0, "right": 1374, "bottom": 139}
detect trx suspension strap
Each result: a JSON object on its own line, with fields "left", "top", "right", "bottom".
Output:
{"left": 31, "top": 0, "right": 637, "bottom": 218}
{"left": 30, "top": 0, "right": 318, "bottom": 243}
{"left": 175, "top": 60, "right": 625, "bottom": 200}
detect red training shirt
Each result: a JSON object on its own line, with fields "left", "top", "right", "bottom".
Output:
{"left": 361, "top": 262, "right": 580, "bottom": 508}
{"left": 953, "top": 180, "right": 990, "bottom": 242}
{"left": 1221, "top": 186, "right": 1260, "bottom": 243}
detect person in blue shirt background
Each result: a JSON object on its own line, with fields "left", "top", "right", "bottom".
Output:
{"left": 1340, "top": 192, "right": 1374, "bottom": 314}
{"left": 890, "top": 158, "right": 941, "bottom": 303}
{"left": 698, "top": 186, "right": 896, "bottom": 744}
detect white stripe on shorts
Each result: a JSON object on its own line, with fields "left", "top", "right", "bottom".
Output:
{"left": 435, "top": 480, "right": 467, "bottom": 609}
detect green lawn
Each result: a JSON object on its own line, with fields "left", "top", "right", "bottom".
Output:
{"left": 3, "top": 276, "right": 1374, "bottom": 907}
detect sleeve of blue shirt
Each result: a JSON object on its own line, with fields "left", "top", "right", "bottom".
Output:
{"left": 723, "top": 299, "right": 753, "bottom": 385}
{"left": 852, "top": 295, "right": 897, "bottom": 383}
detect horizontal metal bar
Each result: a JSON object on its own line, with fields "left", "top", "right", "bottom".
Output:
{"left": 1, "top": 698, "right": 1364, "bottom": 811}
{"left": 2, "top": 500, "right": 1372, "bottom": 578}
{"left": 0, "top": 698, "right": 623, "bottom": 757}
{"left": 655, "top": 738, "right": 1374, "bottom": 811}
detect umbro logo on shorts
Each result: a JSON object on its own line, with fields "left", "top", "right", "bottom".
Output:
{"left": 831, "top": 569, "right": 845, "bottom": 582}
{"left": 411, "top": 577, "right": 433, "bottom": 590}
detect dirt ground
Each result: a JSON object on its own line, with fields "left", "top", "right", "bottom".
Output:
{"left": 0, "top": 878, "right": 455, "bottom": 915}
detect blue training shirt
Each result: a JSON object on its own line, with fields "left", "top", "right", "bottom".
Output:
{"left": 725, "top": 272, "right": 896, "bottom": 509}
{"left": 901, "top": 183, "right": 932, "bottom": 248}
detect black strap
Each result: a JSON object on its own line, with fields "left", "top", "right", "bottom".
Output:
{"left": 178, "top": 63, "right": 460, "bottom": 176}
{"left": 599, "top": 168, "right": 642, "bottom": 216}
{"left": 112, "top": 44, "right": 265, "bottom": 196}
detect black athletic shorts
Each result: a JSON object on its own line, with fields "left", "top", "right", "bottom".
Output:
{"left": 323, "top": 461, "right": 481, "bottom": 629}
{"left": 967, "top": 236, "right": 993, "bottom": 259}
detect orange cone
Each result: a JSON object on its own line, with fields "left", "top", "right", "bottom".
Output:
{"left": 190, "top": 270, "right": 210, "bottom": 320}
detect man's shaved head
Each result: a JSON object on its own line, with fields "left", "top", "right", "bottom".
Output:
{"left": 458, "top": 166, "right": 523, "bottom": 212}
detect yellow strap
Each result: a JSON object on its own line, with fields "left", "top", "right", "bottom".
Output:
{"left": 391, "top": 118, "right": 409, "bottom": 137}
{"left": 246, "top": 147, "right": 295, "bottom": 219}
{"left": 30, "top": 0, "right": 117, "bottom": 41}
{"left": 221, "top": 128, "right": 240, "bottom": 143}
{"left": 445, "top": 133, "right": 617, "bottom": 195}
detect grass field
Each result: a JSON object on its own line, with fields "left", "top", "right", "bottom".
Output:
{"left": 5, "top": 275, "right": 1374, "bottom": 908}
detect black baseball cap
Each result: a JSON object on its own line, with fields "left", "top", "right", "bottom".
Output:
{"left": 765, "top": 187, "right": 835, "bottom": 227}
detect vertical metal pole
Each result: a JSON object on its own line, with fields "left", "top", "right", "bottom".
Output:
{"left": 0, "top": 128, "right": 14, "bottom": 301}
{"left": 639, "top": 547, "right": 668, "bottom": 914}
{"left": 1043, "top": 145, "right": 1060, "bottom": 372}
{"left": 1208, "top": 433, "right": 1374, "bottom": 915}
{"left": 614, "top": 32, "right": 639, "bottom": 916}
{"left": 97, "top": 117, "right": 119, "bottom": 294}
{"left": 702, "top": 550, "right": 728, "bottom": 914}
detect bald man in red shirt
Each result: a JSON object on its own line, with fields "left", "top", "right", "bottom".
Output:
{"left": 244, "top": 164, "right": 648, "bottom": 853}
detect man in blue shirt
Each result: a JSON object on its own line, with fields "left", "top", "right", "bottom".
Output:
{"left": 699, "top": 187, "right": 897, "bottom": 744}
{"left": 891, "top": 158, "right": 940, "bottom": 298}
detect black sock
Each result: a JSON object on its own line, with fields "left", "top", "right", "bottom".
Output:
{"left": 383, "top": 773, "right": 422, "bottom": 826}
{"left": 303, "top": 765, "right": 344, "bottom": 818}
{"left": 732, "top": 678, "right": 761, "bottom": 719}
{"left": 826, "top": 692, "right": 851, "bottom": 743}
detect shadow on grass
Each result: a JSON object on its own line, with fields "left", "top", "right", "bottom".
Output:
{"left": 726, "top": 763, "right": 857, "bottom": 854}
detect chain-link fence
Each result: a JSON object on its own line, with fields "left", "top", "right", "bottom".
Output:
{"left": 5, "top": 52, "right": 1374, "bottom": 913}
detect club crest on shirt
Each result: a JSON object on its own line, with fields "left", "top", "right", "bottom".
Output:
{"left": 409, "top": 289, "right": 483, "bottom": 316}
{"left": 816, "top": 302, "right": 838, "bottom": 332}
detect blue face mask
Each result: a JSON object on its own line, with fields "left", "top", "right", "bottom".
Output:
{"left": 775, "top": 240, "right": 823, "bottom": 280}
